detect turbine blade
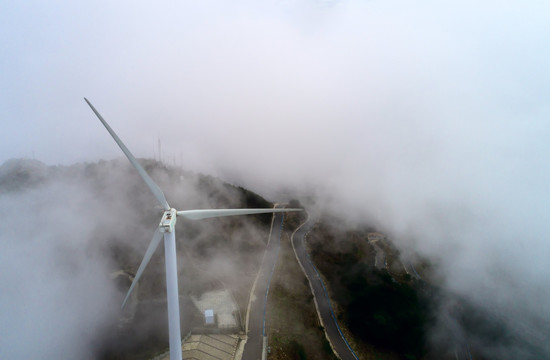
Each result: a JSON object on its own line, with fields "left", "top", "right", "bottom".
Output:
{"left": 176, "top": 208, "right": 302, "bottom": 220}
{"left": 84, "top": 98, "right": 170, "bottom": 211}
{"left": 122, "top": 227, "right": 163, "bottom": 308}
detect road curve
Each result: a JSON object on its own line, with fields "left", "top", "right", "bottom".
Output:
{"left": 241, "top": 211, "right": 284, "bottom": 360}
{"left": 291, "top": 217, "right": 359, "bottom": 360}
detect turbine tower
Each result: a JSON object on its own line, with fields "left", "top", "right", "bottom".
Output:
{"left": 84, "top": 98, "right": 301, "bottom": 360}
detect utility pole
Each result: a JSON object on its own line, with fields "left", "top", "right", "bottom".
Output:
{"left": 158, "top": 138, "right": 162, "bottom": 164}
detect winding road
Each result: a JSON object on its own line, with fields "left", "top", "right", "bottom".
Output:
{"left": 291, "top": 218, "right": 359, "bottom": 360}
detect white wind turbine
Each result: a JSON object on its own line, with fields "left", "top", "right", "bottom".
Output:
{"left": 84, "top": 98, "right": 301, "bottom": 360}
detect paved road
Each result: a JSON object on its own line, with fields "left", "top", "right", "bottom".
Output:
{"left": 402, "top": 261, "right": 422, "bottom": 280}
{"left": 291, "top": 218, "right": 358, "bottom": 360}
{"left": 370, "top": 241, "right": 386, "bottom": 270}
{"left": 241, "top": 211, "right": 284, "bottom": 360}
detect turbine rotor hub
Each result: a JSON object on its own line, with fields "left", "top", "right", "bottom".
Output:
{"left": 160, "top": 208, "right": 177, "bottom": 233}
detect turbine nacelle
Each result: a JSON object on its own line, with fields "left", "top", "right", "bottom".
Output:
{"left": 159, "top": 208, "right": 177, "bottom": 233}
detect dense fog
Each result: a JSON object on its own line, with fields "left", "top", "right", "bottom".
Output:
{"left": 2, "top": 1, "right": 550, "bottom": 358}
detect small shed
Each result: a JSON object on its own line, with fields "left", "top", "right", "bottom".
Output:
{"left": 204, "top": 309, "right": 215, "bottom": 325}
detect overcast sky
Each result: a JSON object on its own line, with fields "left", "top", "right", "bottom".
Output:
{"left": 2, "top": 0, "right": 550, "bottom": 357}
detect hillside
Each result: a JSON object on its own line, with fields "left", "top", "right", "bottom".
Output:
{"left": 0, "top": 158, "right": 275, "bottom": 359}
{"left": 2, "top": 158, "right": 533, "bottom": 360}
{"left": 302, "top": 217, "right": 539, "bottom": 360}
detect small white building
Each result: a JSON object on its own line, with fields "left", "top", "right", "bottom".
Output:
{"left": 192, "top": 290, "right": 240, "bottom": 330}
{"left": 205, "top": 309, "right": 215, "bottom": 325}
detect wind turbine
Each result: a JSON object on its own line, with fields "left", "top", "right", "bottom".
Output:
{"left": 84, "top": 98, "right": 301, "bottom": 360}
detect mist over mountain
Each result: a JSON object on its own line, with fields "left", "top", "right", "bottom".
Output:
{"left": 0, "top": 158, "right": 275, "bottom": 359}
{"left": 2, "top": 156, "right": 549, "bottom": 359}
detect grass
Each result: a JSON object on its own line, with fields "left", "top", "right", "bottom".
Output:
{"left": 266, "top": 215, "right": 338, "bottom": 360}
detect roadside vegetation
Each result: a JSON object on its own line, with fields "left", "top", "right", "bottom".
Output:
{"left": 266, "top": 212, "right": 337, "bottom": 360}
{"left": 307, "top": 220, "right": 433, "bottom": 360}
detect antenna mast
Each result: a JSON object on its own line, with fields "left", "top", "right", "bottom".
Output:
{"left": 158, "top": 138, "right": 162, "bottom": 164}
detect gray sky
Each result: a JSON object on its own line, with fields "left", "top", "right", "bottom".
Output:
{"left": 2, "top": 0, "right": 550, "bottom": 357}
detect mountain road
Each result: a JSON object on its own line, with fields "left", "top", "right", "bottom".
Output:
{"left": 291, "top": 217, "right": 359, "bottom": 360}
